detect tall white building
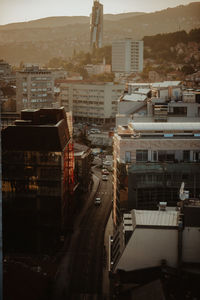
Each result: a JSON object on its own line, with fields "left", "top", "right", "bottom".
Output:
{"left": 90, "top": 0, "right": 103, "bottom": 51}
{"left": 112, "top": 39, "right": 144, "bottom": 74}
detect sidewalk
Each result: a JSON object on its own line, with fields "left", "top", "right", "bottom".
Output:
{"left": 102, "top": 212, "right": 113, "bottom": 299}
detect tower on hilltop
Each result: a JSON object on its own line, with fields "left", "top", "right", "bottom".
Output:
{"left": 90, "top": 0, "right": 103, "bottom": 51}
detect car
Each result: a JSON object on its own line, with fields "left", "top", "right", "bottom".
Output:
{"left": 102, "top": 169, "right": 109, "bottom": 175}
{"left": 94, "top": 197, "right": 101, "bottom": 206}
{"left": 103, "top": 160, "right": 112, "bottom": 166}
{"left": 102, "top": 175, "right": 108, "bottom": 181}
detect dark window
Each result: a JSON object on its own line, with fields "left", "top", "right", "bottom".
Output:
{"left": 158, "top": 151, "right": 175, "bottom": 162}
{"left": 136, "top": 150, "right": 148, "bottom": 162}
{"left": 173, "top": 107, "right": 187, "bottom": 115}
{"left": 183, "top": 150, "right": 190, "bottom": 162}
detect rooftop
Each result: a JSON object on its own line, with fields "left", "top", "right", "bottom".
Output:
{"left": 132, "top": 210, "right": 179, "bottom": 227}
{"left": 123, "top": 94, "right": 147, "bottom": 102}
{"left": 129, "top": 122, "right": 200, "bottom": 132}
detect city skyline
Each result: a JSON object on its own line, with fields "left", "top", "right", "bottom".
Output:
{"left": 0, "top": 0, "right": 199, "bottom": 25}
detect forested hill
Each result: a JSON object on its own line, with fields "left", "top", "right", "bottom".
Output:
{"left": 143, "top": 28, "right": 200, "bottom": 61}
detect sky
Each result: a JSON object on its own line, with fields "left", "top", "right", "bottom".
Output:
{"left": 0, "top": 0, "right": 199, "bottom": 25}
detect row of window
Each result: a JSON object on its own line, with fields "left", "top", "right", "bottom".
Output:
{"left": 125, "top": 150, "right": 200, "bottom": 163}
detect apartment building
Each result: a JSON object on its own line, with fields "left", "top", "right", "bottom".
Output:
{"left": 16, "top": 65, "right": 54, "bottom": 112}
{"left": 59, "top": 81, "right": 124, "bottom": 124}
{"left": 113, "top": 122, "right": 200, "bottom": 226}
{"left": 2, "top": 107, "right": 74, "bottom": 253}
{"left": 112, "top": 39, "right": 143, "bottom": 74}
{"left": 90, "top": 0, "right": 103, "bottom": 50}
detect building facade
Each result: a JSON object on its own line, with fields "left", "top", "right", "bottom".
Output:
{"left": 110, "top": 199, "right": 200, "bottom": 273}
{"left": 90, "top": 0, "right": 103, "bottom": 50}
{"left": 58, "top": 81, "right": 124, "bottom": 124}
{"left": 112, "top": 39, "right": 144, "bottom": 74}
{"left": 2, "top": 107, "right": 74, "bottom": 253}
{"left": 16, "top": 65, "right": 54, "bottom": 112}
{"left": 113, "top": 122, "right": 200, "bottom": 226}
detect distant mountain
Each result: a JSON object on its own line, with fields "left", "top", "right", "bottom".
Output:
{"left": 0, "top": 16, "right": 90, "bottom": 31}
{"left": 104, "top": 12, "right": 145, "bottom": 21}
{"left": 0, "top": 2, "right": 199, "bottom": 65}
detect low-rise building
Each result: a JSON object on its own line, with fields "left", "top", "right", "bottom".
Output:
{"left": 58, "top": 81, "right": 124, "bottom": 124}
{"left": 111, "top": 199, "right": 200, "bottom": 273}
{"left": 116, "top": 81, "right": 200, "bottom": 126}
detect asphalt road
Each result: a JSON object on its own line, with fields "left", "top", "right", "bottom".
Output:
{"left": 54, "top": 167, "right": 112, "bottom": 300}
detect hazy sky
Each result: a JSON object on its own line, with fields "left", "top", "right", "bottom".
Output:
{"left": 0, "top": 0, "right": 199, "bottom": 25}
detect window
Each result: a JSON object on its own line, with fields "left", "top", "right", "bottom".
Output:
{"left": 173, "top": 107, "right": 187, "bottom": 115}
{"left": 158, "top": 151, "right": 175, "bottom": 162}
{"left": 125, "top": 151, "right": 131, "bottom": 163}
{"left": 136, "top": 150, "right": 148, "bottom": 162}
{"left": 183, "top": 150, "right": 190, "bottom": 162}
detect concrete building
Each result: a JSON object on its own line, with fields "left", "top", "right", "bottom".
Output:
{"left": 2, "top": 107, "right": 74, "bottom": 253}
{"left": 0, "top": 60, "right": 12, "bottom": 77}
{"left": 16, "top": 65, "right": 54, "bottom": 112}
{"left": 110, "top": 199, "right": 200, "bottom": 273}
{"left": 116, "top": 81, "right": 200, "bottom": 126}
{"left": 58, "top": 81, "right": 124, "bottom": 124}
{"left": 113, "top": 122, "right": 200, "bottom": 226}
{"left": 112, "top": 39, "right": 143, "bottom": 74}
{"left": 84, "top": 62, "right": 111, "bottom": 76}
{"left": 90, "top": 0, "right": 103, "bottom": 50}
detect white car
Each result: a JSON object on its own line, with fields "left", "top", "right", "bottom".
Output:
{"left": 102, "top": 175, "right": 108, "bottom": 181}
{"left": 103, "top": 161, "right": 111, "bottom": 166}
{"left": 94, "top": 197, "right": 101, "bottom": 206}
{"left": 102, "top": 169, "right": 109, "bottom": 175}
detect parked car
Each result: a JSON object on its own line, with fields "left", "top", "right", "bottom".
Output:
{"left": 103, "top": 160, "right": 111, "bottom": 166}
{"left": 94, "top": 197, "right": 101, "bottom": 206}
{"left": 102, "top": 175, "right": 108, "bottom": 181}
{"left": 102, "top": 169, "right": 109, "bottom": 175}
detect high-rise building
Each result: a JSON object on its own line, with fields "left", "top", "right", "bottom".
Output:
{"left": 112, "top": 39, "right": 144, "bottom": 74}
{"left": 2, "top": 107, "right": 74, "bottom": 253}
{"left": 16, "top": 65, "right": 55, "bottom": 112}
{"left": 90, "top": 0, "right": 103, "bottom": 51}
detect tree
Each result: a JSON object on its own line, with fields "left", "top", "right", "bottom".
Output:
{"left": 181, "top": 65, "right": 195, "bottom": 75}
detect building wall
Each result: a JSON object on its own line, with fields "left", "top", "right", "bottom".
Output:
{"left": 59, "top": 82, "right": 124, "bottom": 122}
{"left": 114, "top": 136, "right": 200, "bottom": 164}
{"left": 117, "top": 228, "right": 178, "bottom": 271}
{"left": 16, "top": 69, "right": 54, "bottom": 112}
{"left": 112, "top": 39, "right": 143, "bottom": 73}
{"left": 182, "top": 227, "right": 200, "bottom": 263}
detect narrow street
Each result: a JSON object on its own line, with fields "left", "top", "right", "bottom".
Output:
{"left": 54, "top": 166, "right": 112, "bottom": 300}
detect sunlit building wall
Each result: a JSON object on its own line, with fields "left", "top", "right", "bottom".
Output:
{"left": 16, "top": 65, "right": 54, "bottom": 113}
{"left": 112, "top": 39, "right": 143, "bottom": 74}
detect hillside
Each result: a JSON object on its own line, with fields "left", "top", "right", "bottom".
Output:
{"left": 0, "top": 2, "right": 200, "bottom": 65}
